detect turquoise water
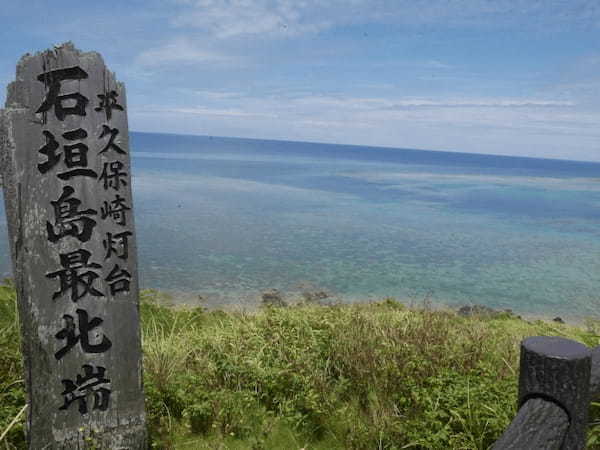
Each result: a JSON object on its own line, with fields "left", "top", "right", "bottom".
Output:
{"left": 2, "top": 132, "right": 600, "bottom": 317}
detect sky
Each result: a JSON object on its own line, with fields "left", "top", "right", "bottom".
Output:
{"left": 1, "top": 0, "right": 600, "bottom": 162}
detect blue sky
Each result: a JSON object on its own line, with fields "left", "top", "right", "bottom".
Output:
{"left": 1, "top": 0, "right": 600, "bottom": 161}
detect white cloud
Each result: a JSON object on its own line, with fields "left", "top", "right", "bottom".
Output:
{"left": 136, "top": 37, "right": 231, "bottom": 66}
{"left": 190, "top": 90, "right": 244, "bottom": 99}
{"left": 130, "top": 91, "right": 600, "bottom": 161}
{"left": 171, "top": 0, "right": 330, "bottom": 38}
{"left": 135, "top": 105, "right": 277, "bottom": 118}
{"left": 292, "top": 95, "right": 575, "bottom": 110}
{"left": 394, "top": 99, "right": 575, "bottom": 107}
{"left": 168, "top": 0, "right": 600, "bottom": 39}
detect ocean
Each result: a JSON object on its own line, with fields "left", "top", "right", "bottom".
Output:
{"left": 2, "top": 132, "right": 600, "bottom": 318}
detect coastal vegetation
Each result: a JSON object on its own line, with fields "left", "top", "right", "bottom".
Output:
{"left": 2, "top": 280, "right": 600, "bottom": 449}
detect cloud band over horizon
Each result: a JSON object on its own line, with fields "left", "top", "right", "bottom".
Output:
{"left": 1, "top": 0, "right": 599, "bottom": 161}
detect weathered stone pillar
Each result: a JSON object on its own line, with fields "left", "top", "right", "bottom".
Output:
{"left": 518, "top": 336, "right": 591, "bottom": 449}
{"left": 1, "top": 43, "right": 146, "bottom": 448}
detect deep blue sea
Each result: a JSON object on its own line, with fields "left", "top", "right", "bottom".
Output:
{"left": 2, "top": 132, "right": 600, "bottom": 317}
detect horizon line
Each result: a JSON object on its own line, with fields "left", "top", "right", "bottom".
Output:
{"left": 130, "top": 130, "right": 600, "bottom": 166}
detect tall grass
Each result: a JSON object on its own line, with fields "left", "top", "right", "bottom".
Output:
{"left": 0, "top": 280, "right": 25, "bottom": 449}
{"left": 2, "top": 284, "right": 600, "bottom": 449}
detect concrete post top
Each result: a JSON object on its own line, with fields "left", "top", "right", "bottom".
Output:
{"left": 523, "top": 336, "right": 591, "bottom": 360}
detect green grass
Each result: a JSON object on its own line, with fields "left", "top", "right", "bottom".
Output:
{"left": 2, "top": 283, "right": 600, "bottom": 449}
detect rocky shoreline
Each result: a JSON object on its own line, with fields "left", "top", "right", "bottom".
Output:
{"left": 141, "top": 284, "right": 582, "bottom": 325}
{"left": 257, "top": 288, "right": 574, "bottom": 325}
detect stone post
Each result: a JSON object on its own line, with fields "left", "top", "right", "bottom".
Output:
{"left": 518, "top": 336, "right": 591, "bottom": 449}
{"left": 0, "top": 43, "right": 146, "bottom": 448}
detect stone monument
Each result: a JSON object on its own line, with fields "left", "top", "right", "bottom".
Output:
{"left": 0, "top": 43, "right": 146, "bottom": 448}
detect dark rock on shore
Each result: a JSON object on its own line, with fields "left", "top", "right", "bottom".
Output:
{"left": 261, "top": 289, "right": 287, "bottom": 307}
{"left": 302, "top": 290, "right": 330, "bottom": 304}
{"left": 457, "top": 304, "right": 521, "bottom": 319}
